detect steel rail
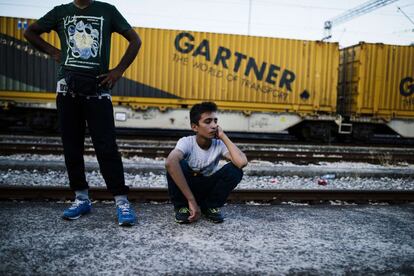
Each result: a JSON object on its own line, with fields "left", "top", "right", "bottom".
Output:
{"left": 1, "top": 186, "right": 413, "bottom": 203}
{"left": 1, "top": 141, "right": 414, "bottom": 164}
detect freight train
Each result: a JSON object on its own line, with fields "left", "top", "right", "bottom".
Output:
{"left": 1, "top": 16, "right": 413, "bottom": 141}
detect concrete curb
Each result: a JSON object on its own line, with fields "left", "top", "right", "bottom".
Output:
{"left": 1, "top": 159, "right": 413, "bottom": 178}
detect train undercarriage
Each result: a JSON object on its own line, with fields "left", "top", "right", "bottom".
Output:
{"left": 1, "top": 102, "right": 412, "bottom": 144}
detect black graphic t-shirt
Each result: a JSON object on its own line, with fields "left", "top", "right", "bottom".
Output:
{"left": 37, "top": 1, "right": 131, "bottom": 79}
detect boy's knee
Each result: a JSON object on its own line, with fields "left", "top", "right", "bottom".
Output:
{"left": 222, "top": 163, "right": 243, "bottom": 183}
{"left": 233, "top": 166, "right": 243, "bottom": 183}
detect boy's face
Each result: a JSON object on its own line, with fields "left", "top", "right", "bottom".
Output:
{"left": 192, "top": 111, "right": 218, "bottom": 139}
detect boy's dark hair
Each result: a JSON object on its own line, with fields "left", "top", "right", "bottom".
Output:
{"left": 190, "top": 102, "right": 217, "bottom": 125}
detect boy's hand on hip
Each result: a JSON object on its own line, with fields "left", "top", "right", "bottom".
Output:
{"left": 98, "top": 68, "right": 123, "bottom": 89}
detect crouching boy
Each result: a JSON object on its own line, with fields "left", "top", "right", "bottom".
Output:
{"left": 165, "top": 102, "right": 248, "bottom": 223}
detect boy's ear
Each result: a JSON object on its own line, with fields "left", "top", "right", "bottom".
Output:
{"left": 191, "top": 123, "right": 198, "bottom": 132}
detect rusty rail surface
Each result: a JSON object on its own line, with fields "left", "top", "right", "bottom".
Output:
{"left": 1, "top": 186, "right": 413, "bottom": 203}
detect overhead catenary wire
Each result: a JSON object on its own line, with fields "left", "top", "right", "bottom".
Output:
{"left": 0, "top": 0, "right": 412, "bottom": 46}
{"left": 397, "top": 6, "right": 414, "bottom": 25}
{"left": 322, "top": 0, "right": 400, "bottom": 41}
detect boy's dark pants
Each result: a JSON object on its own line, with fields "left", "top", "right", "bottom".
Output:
{"left": 56, "top": 93, "right": 129, "bottom": 196}
{"left": 167, "top": 160, "right": 243, "bottom": 210}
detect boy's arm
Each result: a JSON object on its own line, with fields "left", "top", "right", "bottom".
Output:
{"left": 24, "top": 23, "right": 61, "bottom": 62}
{"left": 217, "top": 126, "right": 248, "bottom": 169}
{"left": 165, "top": 149, "right": 201, "bottom": 222}
{"left": 99, "top": 29, "right": 141, "bottom": 88}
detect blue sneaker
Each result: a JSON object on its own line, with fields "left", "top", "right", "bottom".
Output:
{"left": 117, "top": 202, "right": 136, "bottom": 226}
{"left": 62, "top": 198, "right": 92, "bottom": 220}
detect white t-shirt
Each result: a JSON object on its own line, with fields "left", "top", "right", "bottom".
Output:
{"left": 175, "top": 135, "right": 229, "bottom": 176}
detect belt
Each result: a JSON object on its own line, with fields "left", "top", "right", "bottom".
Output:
{"left": 190, "top": 171, "right": 203, "bottom": 177}
{"left": 56, "top": 78, "right": 111, "bottom": 98}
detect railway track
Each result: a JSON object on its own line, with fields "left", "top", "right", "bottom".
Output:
{"left": 1, "top": 135, "right": 414, "bottom": 164}
{"left": 1, "top": 186, "right": 413, "bottom": 203}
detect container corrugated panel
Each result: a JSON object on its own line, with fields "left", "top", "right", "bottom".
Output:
{"left": 0, "top": 17, "right": 60, "bottom": 93}
{"left": 111, "top": 28, "right": 339, "bottom": 113}
{"left": 339, "top": 43, "right": 414, "bottom": 119}
{"left": 1, "top": 16, "right": 339, "bottom": 114}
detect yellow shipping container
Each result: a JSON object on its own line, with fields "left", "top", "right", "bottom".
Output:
{"left": 1, "top": 16, "right": 339, "bottom": 115}
{"left": 111, "top": 28, "right": 339, "bottom": 114}
{"left": 339, "top": 43, "right": 414, "bottom": 120}
{"left": 0, "top": 16, "right": 60, "bottom": 48}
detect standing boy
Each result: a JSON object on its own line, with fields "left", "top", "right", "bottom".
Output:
{"left": 24, "top": 0, "right": 141, "bottom": 226}
{"left": 165, "top": 102, "right": 248, "bottom": 223}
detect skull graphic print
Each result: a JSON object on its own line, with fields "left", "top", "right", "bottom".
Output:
{"left": 63, "top": 15, "right": 103, "bottom": 69}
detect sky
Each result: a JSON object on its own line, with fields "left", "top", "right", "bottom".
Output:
{"left": 0, "top": 0, "right": 413, "bottom": 47}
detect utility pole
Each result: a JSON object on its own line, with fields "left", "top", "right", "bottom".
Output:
{"left": 248, "top": 0, "right": 252, "bottom": 35}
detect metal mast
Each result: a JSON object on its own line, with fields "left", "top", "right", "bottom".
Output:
{"left": 322, "top": 0, "right": 399, "bottom": 41}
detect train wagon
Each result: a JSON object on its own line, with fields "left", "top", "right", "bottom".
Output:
{"left": 2, "top": 16, "right": 412, "bottom": 140}
{"left": 0, "top": 16, "right": 341, "bottom": 139}
{"left": 339, "top": 43, "right": 414, "bottom": 138}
